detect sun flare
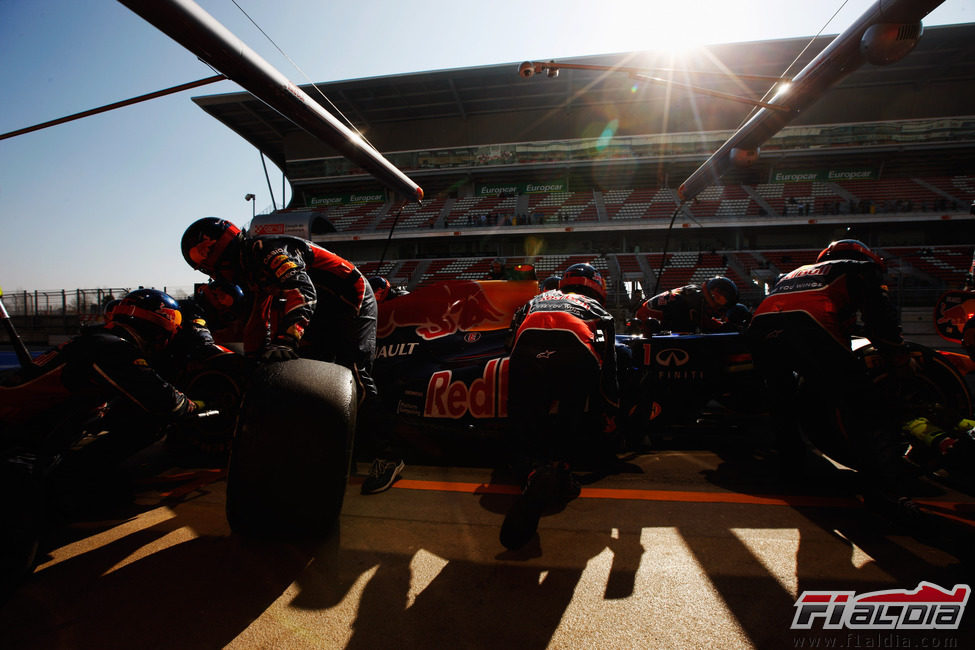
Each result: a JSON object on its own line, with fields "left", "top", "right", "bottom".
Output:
{"left": 596, "top": 2, "right": 749, "bottom": 56}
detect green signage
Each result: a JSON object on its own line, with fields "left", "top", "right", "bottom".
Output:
{"left": 475, "top": 180, "right": 567, "bottom": 195}
{"left": 826, "top": 168, "right": 876, "bottom": 181}
{"left": 524, "top": 181, "right": 566, "bottom": 193}
{"left": 307, "top": 195, "right": 344, "bottom": 207}
{"left": 306, "top": 192, "right": 384, "bottom": 207}
{"left": 476, "top": 183, "right": 520, "bottom": 196}
{"left": 349, "top": 192, "right": 384, "bottom": 203}
{"left": 772, "top": 168, "right": 876, "bottom": 183}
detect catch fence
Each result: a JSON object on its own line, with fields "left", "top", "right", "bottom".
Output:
{"left": 0, "top": 286, "right": 195, "bottom": 320}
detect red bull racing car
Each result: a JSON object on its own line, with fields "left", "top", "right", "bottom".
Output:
{"left": 371, "top": 277, "right": 975, "bottom": 467}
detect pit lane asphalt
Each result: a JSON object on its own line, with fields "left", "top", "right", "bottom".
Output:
{"left": 2, "top": 436, "right": 974, "bottom": 650}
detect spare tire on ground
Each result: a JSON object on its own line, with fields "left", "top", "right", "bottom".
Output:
{"left": 226, "top": 358, "right": 356, "bottom": 538}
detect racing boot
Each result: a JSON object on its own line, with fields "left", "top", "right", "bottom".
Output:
{"left": 361, "top": 458, "right": 405, "bottom": 495}
{"left": 500, "top": 463, "right": 559, "bottom": 551}
{"left": 555, "top": 461, "right": 581, "bottom": 503}
{"left": 856, "top": 418, "right": 930, "bottom": 510}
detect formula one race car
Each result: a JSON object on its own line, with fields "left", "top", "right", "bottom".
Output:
{"left": 371, "top": 276, "right": 975, "bottom": 474}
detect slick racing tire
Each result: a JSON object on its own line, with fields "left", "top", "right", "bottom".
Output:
{"left": 859, "top": 341, "right": 973, "bottom": 423}
{"left": 0, "top": 457, "right": 44, "bottom": 596}
{"left": 225, "top": 359, "right": 356, "bottom": 538}
{"left": 798, "top": 341, "right": 973, "bottom": 471}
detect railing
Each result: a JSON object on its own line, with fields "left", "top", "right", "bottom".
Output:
{"left": 0, "top": 286, "right": 195, "bottom": 318}
{"left": 3, "top": 237, "right": 969, "bottom": 347}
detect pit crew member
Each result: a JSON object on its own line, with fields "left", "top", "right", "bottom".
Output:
{"left": 500, "top": 263, "right": 619, "bottom": 550}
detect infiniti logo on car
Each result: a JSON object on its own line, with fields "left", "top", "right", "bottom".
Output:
{"left": 655, "top": 348, "right": 690, "bottom": 366}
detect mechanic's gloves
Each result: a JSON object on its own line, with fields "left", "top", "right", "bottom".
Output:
{"left": 173, "top": 396, "right": 206, "bottom": 420}
{"left": 260, "top": 336, "right": 300, "bottom": 363}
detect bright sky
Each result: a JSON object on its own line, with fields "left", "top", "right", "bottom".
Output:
{"left": 0, "top": 0, "right": 971, "bottom": 293}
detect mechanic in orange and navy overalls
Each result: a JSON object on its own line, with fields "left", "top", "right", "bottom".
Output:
{"left": 746, "top": 239, "right": 913, "bottom": 493}
{"left": 181, "top": 218, "right": 377, "bottom": 396}
{"left": 635, "top": 276, "right": 739, "bottom": 334}
{"left": 0, "top": 289, "right": 201, "bottom": 457}
{"left": 181, "top": 218, "right": 404, "bottom": 494}
{"left": 501, "top": 263, "right": 619, "bottom": 550}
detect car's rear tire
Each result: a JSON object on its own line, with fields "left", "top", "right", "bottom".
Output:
{"left": 171, "top": 361, "right": 246, "bottom": 460}
{"left": 225, "top": 359, "right": 356, "bottom": 538}
{"left": 860, "top": 342, "right": 973, "bottom": 424}
{"left": 0, "top": 457, "right": 44, "bottom": 596}
{"left": 798, "top": 342, "right": 973, "bottom": 472}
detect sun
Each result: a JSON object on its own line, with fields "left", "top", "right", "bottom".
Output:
{"left": 596, "top": 2, "right": 745, "bottom": 55}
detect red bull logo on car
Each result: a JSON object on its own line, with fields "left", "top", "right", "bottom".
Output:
{"left": 424, "top": 357, "right": 509, "bottom": 419}
{"left": 934, "top": 291, "right": 975, "bottom": 341}
{"left": 937, "top": 302, "right": 972, "bottom": 328}
{"left": 378, "top": 280, "right": 538, "bottom": 340}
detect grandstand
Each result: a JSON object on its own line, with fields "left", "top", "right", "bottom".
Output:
{"left": 194, "top": 24, "right": 975, "bottom": 318}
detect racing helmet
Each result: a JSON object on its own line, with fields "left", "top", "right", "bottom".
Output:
{"left": 488, "top": 257, "right": 507, "bottom": 279}
{"left": 369, "top": 276, "right": 392, "bottom": 303}
{"left": 559, "top": 263, "right": 607, "bottom": 304}
{"left": 102, "top": 299, "right": 120, "bottom": 318}
{"left": 540, "top": 274, "right": 561, "bottom": 292}
{"left": 181, "top": 217, "right": 242, "bottom": 278}
{"left": 816, "top": 239, "right": 885, "bottom": 268}
{"left": 702, "top": 276, "right": 738, "bottom": 312}
{"left": 105, "top": 288, "right": 182, "bottom": 348}
{"left": 194, "top": 280, "right": 245, "bottom": 329}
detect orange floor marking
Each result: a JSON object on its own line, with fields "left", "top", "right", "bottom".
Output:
{"left": 390, "top": 478, "right": 860, "bottom": 507}
{"left": 388, "top": 479, "right": 975, "bottom": 525}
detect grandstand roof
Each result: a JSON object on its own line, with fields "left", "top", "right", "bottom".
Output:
{"left": 193, "top": 23, "right": 975, "bottom": 174}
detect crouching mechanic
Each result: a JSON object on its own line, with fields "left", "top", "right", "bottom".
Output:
{"left": 157, "top": 280, "right": 247, "bottom": 382}
{"left": 636, "top": 276, "right": 739, "bottom": 334}
{"left": 501, "top": 263, "right": 619, "bottom": 550}
{"left": 180, "top": 218, "right": 402, "bottom": 494}
{"left": 0, "top": 289, "right": 203, "bottom": 469}
{"left": 746, "top": 240, "right": 917, "bottom": 504}
{"left": 368, "top": 276, "right": 409, "bottom": 303}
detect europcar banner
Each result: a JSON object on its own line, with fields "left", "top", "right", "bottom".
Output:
{"left": 771, "top": 168, "right": 876, "bottom": 183}
{"left": 306, "top": 191, "right": 384, "bottom": 207}
{"left": 474, "top": 180, "right": 567, "bottom": 196}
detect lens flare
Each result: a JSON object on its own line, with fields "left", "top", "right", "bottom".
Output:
{"left": 596, "top": 119, "right": 619, "bottom": 151}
